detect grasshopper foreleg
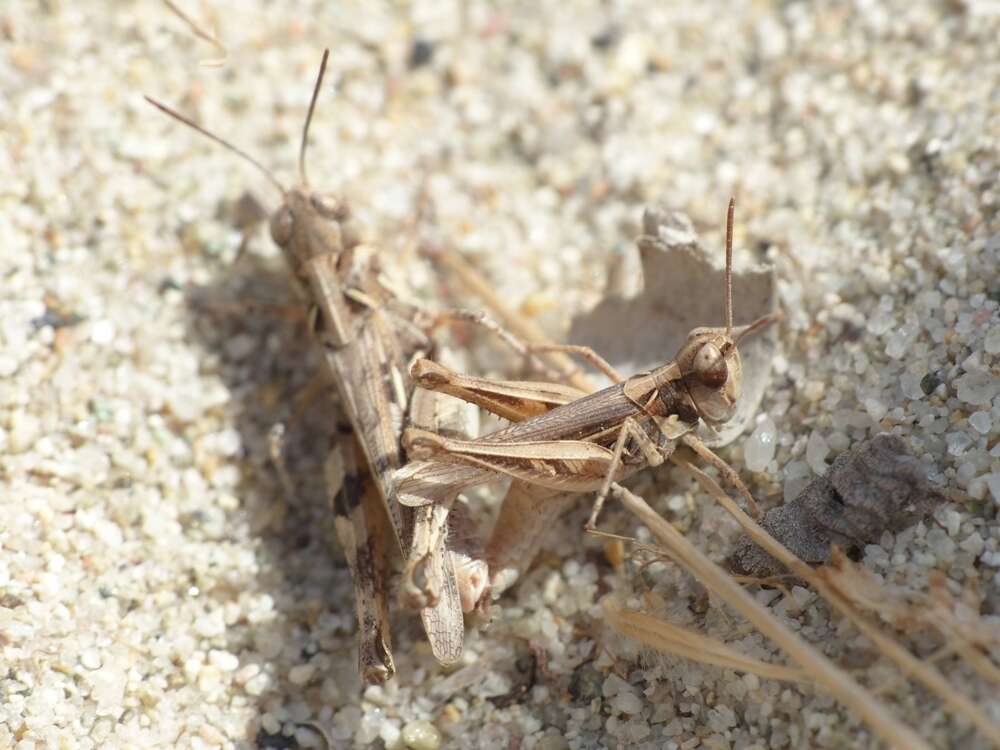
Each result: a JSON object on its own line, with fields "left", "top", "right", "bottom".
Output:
{"left": 588, "top": 417, "right": 668, "bottom": 531}
{"left": 680, "top": 433, "right": 761, "bottom": 518}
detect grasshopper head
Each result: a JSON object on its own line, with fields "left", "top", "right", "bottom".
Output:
{"left": 270, "top": 188, "right": 353, "bottom": 278}
{"left": 676, "top": 313, "right": 779, "bottom": 426}
{"left": 676, "top": 327, "right": 742, "bottom": 425}
{"left": 670, "top": 199, "right": 780, "bottom": 427}
{"left": 146, "top": 50, "right": 357, "bottom": 290}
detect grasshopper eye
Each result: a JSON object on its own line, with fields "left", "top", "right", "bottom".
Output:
{"left": 270, "top": 205, "right": 294, "bottom": 246}
{"left": 693, "top": 342, "right": 728, "bottom": 388}
{"left": 311, "top": 193, "right": 349, "bottom": 220}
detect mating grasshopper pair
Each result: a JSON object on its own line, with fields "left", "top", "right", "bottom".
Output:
{"left": 393, "top": 199, "right": 779, "bottom": 616}
{"left": 149, "top": 47, "right": 777, "bottom": 681}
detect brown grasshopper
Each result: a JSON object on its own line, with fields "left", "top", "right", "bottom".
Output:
{"left": 394, "top": 199, "right": 780, "bottom": 607}
{"left": 145, "top": 50, "right": 526, "bottom": 680}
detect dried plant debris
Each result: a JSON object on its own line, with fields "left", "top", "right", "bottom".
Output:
{"left": 568, "top": 206, "right": 778, "bottom": 448}
{"left": 730, "top": 433, "right": 945, "bottom": 577}
{"left": 822, "top": 553, "right": 1000, "bottom": 657}
{"left": 601, "top": 598, "right": 805, "bottom": 683}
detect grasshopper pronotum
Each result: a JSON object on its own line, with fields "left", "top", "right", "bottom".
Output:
{"left": 394, "top": 199, "right": 780, "bottom": 610}
{"left": 145, "top": 50, "right": 530, "bottom": 680}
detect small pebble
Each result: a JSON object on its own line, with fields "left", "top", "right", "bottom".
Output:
{"left": 862, "top": 396, "right": 888, "bottom": 422}
{"left": 209, "top": 649, "right": 239, "bottom": 672}
{"left": 8, "top": 411, "right": 41, "bottom": 453}
{"left": 260, "top": 714, "right": 281, "bottom": 735}
{"left": 744, "top": 417, "right": 777, "bottom": 472}
{"left": 961, "top": 533, "right": 985, "bottom": 556}
{"left": 356, "top": 709, "right": 385, "bottom": 746}
{"left": 401, "top": 720, "right": 442, "bottom": 750}
{"left": 194, "top": 610, "right": 226, "bottom": 638}
{"left": 920, "top": 371, "right": 944, "bottom": 395}
{"left": 380, "top": 721, "right": 402, "bottom": 749}
{"left": 602, "top": 672, "right": 630, "bottom": 698}
{"left": 244, "top": 672, "right": 270, "bottom": 697}
{"left": 536, "top": 736, "right": 571, "bottom": 750}
{"left": 90, "top": 319, "right": 116, "bottom": 345}
{"left": 867, "top": 307, "right": 894, "bottom": 335}
{"left": 611, "top": 689, "right": 644, "bottom": 716}
{"left": 885, "top": 332, "right": 908, "bottom": 359}
{"left": 0, "top": 354, "right": 18, "bottom": 377}
{"left": 806, "top": 431, "right": 830, "bottom": 475}
{"left": 803, "top": 381, "right": 825, "bottom": 401}
{"left": 198, "top": 725, "right": 226, "bottom": 745}
{"left": 80, "top": 649, "right": 102, "bottom": 670}
{"left": 335, "top": 706, "right": 362, "bottom": 736}
{"left": 968, "top": 411, "right": 992, "bottom": 434}
{"left": 945, "top": 431, "right": 973, "bottom": 457}
{"left": 198, "top": 664, "right": 222, "bottom": 693}
{"left": 955, "top": 372, "right": 998, "bottom": 406}
{"left": 408, "top": 39, "right": 435, "bottom": 69}
{"left": 984, "top": 326, "right": 1000, "bottom": 354}
{"left": 288, "top": 663, "right": 315, "bottom": 686}
{"left": 900, "top": 373, "right": 925, "bottom": 400}
{"left": 986, "top": 474, "right": 1000, "bottom": 504}
{"left": 783, "top": 460, "right": 812, "bottom": 504}
{"left": 235, "top": 664, "right": 260, "bottom": 685}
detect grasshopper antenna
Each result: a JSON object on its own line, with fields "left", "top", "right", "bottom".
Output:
{"left": 160, "top": 0, "right": 227, "bottom": 67}
{"left": 725, "top": 196, "right": 735, "bottom": 337}
{"left": 299, "top": 49, "right": 330, "bottom": 188}
{"left": 733, "top": 310, "right": 782, "bottom": 345}
{"left": 145, "top": 96, "right": 286, "bottom": 195}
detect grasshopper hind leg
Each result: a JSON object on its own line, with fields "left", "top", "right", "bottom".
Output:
{"left": 327, "top": 434, "right": 395, "bottom": 684}
{"left": 486, "top": 482, "right": 578, "bottom": 597}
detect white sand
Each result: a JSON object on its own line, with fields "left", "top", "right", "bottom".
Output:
{"left": 2, "top": 1, "right": 998, "bottom": 748}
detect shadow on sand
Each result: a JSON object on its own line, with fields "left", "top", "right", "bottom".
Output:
{"left": 182, "top": 249, "right": 374, "bottom": 747}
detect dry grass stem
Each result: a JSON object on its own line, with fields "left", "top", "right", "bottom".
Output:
{"left": 674, "top": 458, "right": 1000, "bottom": 747}
{"left": 612, "top": 482, "right": 933, "bottom": 750}
{"left": 602, "top": 599, "right": 805, "bottom": 683}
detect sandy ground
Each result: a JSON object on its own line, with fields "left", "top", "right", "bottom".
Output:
{"left": 1, "top": 1, "right": 999, "bottom": 748}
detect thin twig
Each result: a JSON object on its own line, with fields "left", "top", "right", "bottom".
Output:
{"left": 675, "top": 458, "right": 1000, "bottom": 748}
{"left": 612, "top": 482, "right": 933, "bottom": 750}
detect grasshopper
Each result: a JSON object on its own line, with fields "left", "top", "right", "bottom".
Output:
{"left": 394, "top": 199, "right": 779, "bottom": 606}
{"left": 145, "top": 50, "right": 520, "bottom": 680}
